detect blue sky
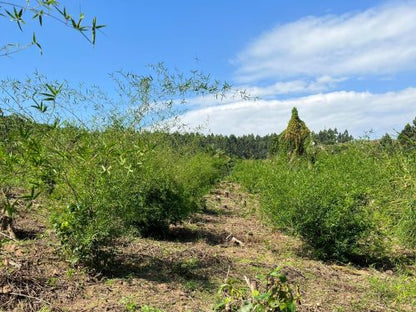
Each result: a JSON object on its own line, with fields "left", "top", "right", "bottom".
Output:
{"left": 1, "top": 0, "right": 416, "bottom": 137}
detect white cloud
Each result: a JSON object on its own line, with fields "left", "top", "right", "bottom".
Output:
{"left": 184, "top": 76, "right": 345, "bottom": 110}
{"left": 243, "top": 76, "right": 346, "bottom": 98}
{"left": 178, "top": 2, "right": 416, "bottom": 137}
{"left": 178, "top": 88, "right": 416, "bottom": 137}
{"left": 235, "top": 1, "right": 416, "bottom": 82}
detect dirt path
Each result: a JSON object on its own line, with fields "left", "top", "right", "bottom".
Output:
{"left": 0, "top": 182, "right": 411, "bottom": 311}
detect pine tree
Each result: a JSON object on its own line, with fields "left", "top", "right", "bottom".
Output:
{"left": 380, "top": 133, "right": 393, "bottom": 149}
{"left": 398, "top": 118, "right": 416, "bottom": 149}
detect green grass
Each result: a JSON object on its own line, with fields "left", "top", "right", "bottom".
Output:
{"left": 368, "top": 273, "right": 416, "bottom": 310}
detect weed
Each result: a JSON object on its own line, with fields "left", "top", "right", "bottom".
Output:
{"left": 141, "top": 305, "right": 165, "bottom": 312}
{"left": 66, "top": 268, "right": 75, "bottom": 278}
{"left": 184, "top": 280, "right": 199, "bottom": 292}
{"left": 214, "top": 267, "right": 299, "bottom": 311}
{"left": 369, "top": 273, "right": 416, "bottom": 309}
{"left": 120, "top": 295, "right": 139, "bottom": 312}
{"left": 105, "top": 278, "right": 117, "bottom": 286}
{"left": 46, "top": 277, "right": 58, "bottom": 287}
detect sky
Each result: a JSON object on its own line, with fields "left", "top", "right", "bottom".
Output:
{"left": 1, "top": 0, "right": 416, "bottom": 137}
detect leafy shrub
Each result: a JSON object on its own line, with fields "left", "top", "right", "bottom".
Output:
{"left": 398, "top": 200, "right": 416, "bottom": 248}
{"left": 0, "top": 67, "right": 237, "bottom": 269}
{"left": 49, "top": 129, "right": 228, "bottom": 266}
{"left": 127, "top": 173, "right": 195, "bottom": 236}
{"left": 293, "top": 191, "right": 375, "bottom": 261}
{"left": 231, "top": 144, "right": 404, "bottom": 263}
{"left": 53, "top": 202, "right": 119, "bottom": 267}
{"left": 390, "top": 151, "right": 416, "bottom": 248}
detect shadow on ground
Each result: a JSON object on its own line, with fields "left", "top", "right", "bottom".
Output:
{"left": 293, "top": 242, "right": 416, "bottom": 271}
{"left": 14, "top": 227, "right": 40, "bottom": 240}
{"left": 159, "top": 226, "right": 228, "bottom": 245}
{"left": 102, "top": 248, "right": 232, "bottom": 290}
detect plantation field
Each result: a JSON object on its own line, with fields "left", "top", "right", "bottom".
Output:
{"left": 1, "top": 182, "right": 415, "bottom": 311}
{"left": 1, "top": 108, "right": 416, "bottom": 311}
{"left": 2, "top": 2, "right": 416, "bottom": 311}
{"left": 0, "top": 69, "right": 415, "bottom": 312}
{"left": 231, "top": 144, "right": 416, "bottom": 264}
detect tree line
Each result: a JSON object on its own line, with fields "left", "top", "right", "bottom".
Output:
{"left": 3, "top": 111, "right": 416, "bottom": 161}
{"left": 167, "top": 127, "right": 354, "bottom": 159}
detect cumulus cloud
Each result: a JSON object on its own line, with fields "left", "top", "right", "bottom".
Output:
{"left": 235, "top": 1, "right": 416, "bottom": 82}
{"left": 178, "top": 88, "right": 416, "bottom": 137}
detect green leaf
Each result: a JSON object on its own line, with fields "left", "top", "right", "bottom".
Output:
{"left": 238, "top": 303, "right": 254, "bottom": 312}
{"left": 5, "top": 7, "right": 25, "bottom": 31}
{"left": 254, "top": 293, "right": 269, "bottom": 301}
{"left": 91, "top": 17, "right": 97, "bottom": 45}
{"left": 71, "top": 18, "right": 77, "bottom": 29}
{"left": 43, "top": 0, "right": 57, "bottom": 6}
{"left": 56, "top": 6, "right": 71, "bottom": 20}
{"left": 20, "top": 186, "right": 41, "bottom": 201}
{"left": 5, "top": 9, "right": 14, "bottom": 19}
{"left": 287, "top": 302, "right": 296, "bottom": 312}
{"left": 32, "top": 33, "right": 43, "bottom": 55}
{"left": 31, "top": 101, "right": 48, "bottom": 112}
{"left": 33, "top": 10, "right": 44, "bottom": 26}
{"left": 4, "top": 199, "right": 17, "bottom": 217}
{"left": 90, "top": 17, "right": 106, "bottom": 45}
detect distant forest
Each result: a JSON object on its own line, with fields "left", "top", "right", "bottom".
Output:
{"left": 5, "top": 113, "right": 416, "bottom": 160}
{"left": 168, "top": 128, "right": 354, "bottom": 159}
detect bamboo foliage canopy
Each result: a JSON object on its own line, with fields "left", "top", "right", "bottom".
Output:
{"left": 280, "top": 107, "right": 311, "bottom": 157}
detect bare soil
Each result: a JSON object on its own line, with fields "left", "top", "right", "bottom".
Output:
{"left": 0, "top": 182, "right": 414, "bottom": 311}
